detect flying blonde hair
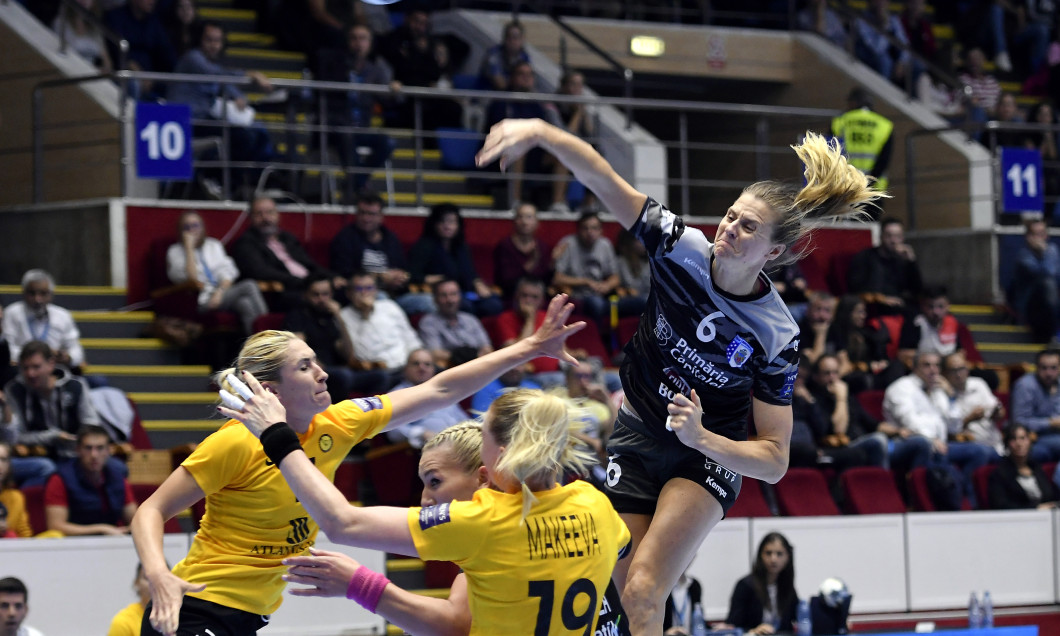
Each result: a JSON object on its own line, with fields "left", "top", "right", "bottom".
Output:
{"left": 487, "top": 389, "right": 596, "bottom": 523}
{"left": 747, "top": 131, "right": 888, "bottom": 269}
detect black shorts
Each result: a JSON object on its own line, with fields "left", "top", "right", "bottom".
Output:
{"left": 604, "top": 408, "right": 742, "bottom": 516}
{"left": 141, "top": 596, "right": 271, "bottom": 636}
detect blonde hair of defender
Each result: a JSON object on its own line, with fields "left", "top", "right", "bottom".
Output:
{"left": 213, "top": 330, "right": 301, "bottom": 400}
{"left": 422, "top": 421, "right": 484, "bottom": 475}
{"left": 487, "top": 389, "right": 596, "bottom": 523}
{"left": 745, "top": 130, "right": 889, "bottom": 270}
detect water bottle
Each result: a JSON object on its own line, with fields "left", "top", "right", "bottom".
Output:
{"left": 796, "top": 598, "right": 812, "bottom": 636}
{"left": 691, "top": 603, "right": 708, "bottom": 636}
{"left": 968, "top": 591, "right": 982, "bottom": 628}
{"left": 982, "top": 590, "right": 994, "bottom": 628}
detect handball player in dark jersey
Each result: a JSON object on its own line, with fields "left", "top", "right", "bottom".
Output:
{"left": 477, "top": 118, "right": 883, "bottom": 634}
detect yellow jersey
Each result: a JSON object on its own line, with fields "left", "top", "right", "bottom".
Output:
{"left": 409, "top": 480, "right": 631, "bottom": 635}
{"left": 174, "top": 396, "right": 393, "bottom": 615}
{"left": 106, "top": 602, "right": 144, "bottom": 636}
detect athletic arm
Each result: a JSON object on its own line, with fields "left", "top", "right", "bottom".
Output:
{"left": 668, "top": 392, "right": 792, "bottom": 483}
{"left": 385, "top": 294, "right": 584, "bottom": 428}
{"left": 285, "top": 549, "right": 472, "bottom": 636}
{"left": 477, "top": 118, "right": 647, "bottom": 229}
{"left": 130, "top": 467, "right": 208, "bottom": 636}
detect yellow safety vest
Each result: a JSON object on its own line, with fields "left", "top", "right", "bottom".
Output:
{"left": 831, "top": 108, "right": 893, "bottom": 191}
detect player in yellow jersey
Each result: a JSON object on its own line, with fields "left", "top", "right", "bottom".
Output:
{"left": 106, "top": 564, "right": 151, "bottom": 636}
{"left": 132, "top": 294, "right": 585, "bottom": 636}
{"left": 225, "top": 382, "right": 631, "bottom": 635}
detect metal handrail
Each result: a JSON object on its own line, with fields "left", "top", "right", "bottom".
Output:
{"left": 33, "top": 70, "right": 841, "bottom": 205}
{"left": 546, "top": 13, "right": 635, "bottom": 129}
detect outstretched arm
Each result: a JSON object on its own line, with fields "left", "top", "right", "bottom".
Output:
{"left": 219, "top": 374, "right": 417, "bottom": 556}
{"left": 385, "top": 294, "right": 585, "bottom": 428}
{"left": 668, "top": 391, "right": 791, "bottom": 483}
{"left": 477, "top": 118, "right": 647, "bottom": 229}
{"left": 284, "top": 549, "right": 472, "bottom": 636}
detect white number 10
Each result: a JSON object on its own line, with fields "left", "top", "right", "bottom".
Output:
{"left": 140, "top": 121, "right": 185, "bottom": 161}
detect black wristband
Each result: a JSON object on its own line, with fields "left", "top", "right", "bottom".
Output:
{"left": 260, "top": 422, "right": 302, "bottom": 466}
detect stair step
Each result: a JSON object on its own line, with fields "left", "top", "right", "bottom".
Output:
{"left": 86, "top": 364, "right": 212, "bottom": 392}
{"left": 977, "top": 342, "right": 1044, "bottom": 365}
{"left": 142, "top": 419, "right": 224, "bottom": 431}
{"left": 72, "top": 310, "right": 153, "bottom": 338}
{"left": 197, "top": 7, "right": 255, "bottom": 20}
{"left": 383, "top": 192, "right": 493, "bottom": 207}
{"left": 0, "top": 285, "right": 128, "bottom": 310}
{"left": 227, "top": 32, "right": 275, "bottom": 48}
{"left": 968, "top": 324, "right": 1033, "bottom": 344}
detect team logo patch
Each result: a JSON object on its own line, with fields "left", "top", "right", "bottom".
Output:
{"left": 318, "top": 434, "right": 333, "bottom": 453}
{"left": 654, "top": 314, "right": 673, "bottom": 344}
{"left": 726, "top": 336, "right": 753, "bottom": 368}
{"left": 419, "top": 503, "right": 451, "bottom": 530}
{"left": 662, "top": 367, "right": 691, "bottom": 396}
{"left": 779, "top": 372, "right": 797, "bottom": 399}
{"left": 351, "top": 397, "right": 383, "bottom": 412}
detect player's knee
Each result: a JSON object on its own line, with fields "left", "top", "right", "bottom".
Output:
{"left": 622, "top": 566, "right": 668, "bottom": 611}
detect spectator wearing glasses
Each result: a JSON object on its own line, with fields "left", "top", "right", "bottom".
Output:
{"left": 338, "top": 272, "right": 422, "bottom": 382}
{"left": 385, "top": 349, "right": 469, "bottom": 448}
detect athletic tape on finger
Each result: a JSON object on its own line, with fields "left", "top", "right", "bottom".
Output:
{"left": 219, "top": 389, "right": 246, "bottom": 411}
{"left": 665, "top": 415, "right": 674, "bottom": 432}
{"left": 228, "top": 375, "right": 254, "bottom": 400}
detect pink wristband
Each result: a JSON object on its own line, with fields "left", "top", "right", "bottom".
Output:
{"left": 345, "top": 565, "right": 390, "bottom": 612}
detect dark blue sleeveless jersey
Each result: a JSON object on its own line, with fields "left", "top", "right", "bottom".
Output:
{"left": 619, "top": 198, "right": 801, "bottom": 442}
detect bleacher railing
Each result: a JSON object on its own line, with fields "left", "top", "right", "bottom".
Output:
{"left": 32, "top": 70, "right": 841, "bottom": 210}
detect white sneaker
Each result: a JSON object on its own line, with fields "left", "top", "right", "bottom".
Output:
{"left": 994, "top": 51, "right": 1013, "bottom": 73}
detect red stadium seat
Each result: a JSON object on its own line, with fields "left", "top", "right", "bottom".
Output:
{"left": 840, "top": 467, "right": 906, "bottom": 514}
{"left": 252, "top": 312, "right": 287, "bottom": 333}
{"left": 907, "top": 467, "right": 936, "bottom": 512}
{"left": 333, "top": 460, "right": 364, "bottom": 502}
{"left": 131, "top": 483, "right": 183, "bottom": 533}
{"left": 856, "top": 390, "right": 885, "bottom": 423}
{"left": 1044, "top": 462, "right": 1058, "bottom": 481}
{"left": 20, "top": 484, "right": 47, "bottom": 535}
{"left": 774, "top": 468, "right": 839, "bottom": 516}
{"left": 726, "top": 477, "right": 774, "bottom": 518}
{"left": 972, "top": 465, "right": 997, "bottom": 509}
{"left": 365, "top": 439, "right": 422, "bottom": 507}
{"left": 565, "top": 314, "right": 613, "bottom": 366}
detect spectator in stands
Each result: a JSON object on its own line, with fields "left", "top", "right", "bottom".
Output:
{"left": 3, "top": 269, "right": 86, "bottom": 372}
{"left": 827, "top": 295, "right": 905, "bottom": 393}
{"left": 1010, "top": 347, "right": 1060, "bottom": 462}
{"left": 1024, "top": 102, "right": 1060, "bottom": 217}
{"left": 1014, "top": 0, "right": 1054, "bottom": 77}
{"left": 231, "top": 195, "right": 344, "bottom": 310}
{"left": 552, "top": 356, "right": 615, "bottom": 475}
{"left": 2, "top": 341, "right": 108, "bottom": 487}
{"left": 958, "top": 48, "right": 1003, "bottom": 127}
{"left": 43, "top": 424, "right": 137, "bottom": 536}
{"left": 108, "top": 563, "right": 152, "bottom": 636}
{"left": 788, "top": 357, "right": 843, "bottom": 469}
{"left": 418, "top": 279, "right": 493, "bottom": 369}
{"left": 0, "top": 577, "right": 42, "bottom": 636}
{"left": 806, "top": 354, "right": 890, "bottom": 468}
{"left": 616, "top": 228, "right": 651, "bottom": 319}
{"left": 799, "top": 292, "right": 837, "bottom": 365}
{"left": 378, "top": 8, "right": 463, "bottom": 133}
{"left": 479, "top": 20, "right": 530, "bottom": 91}
{"left": 0, "top": 442, "right": 32, "bottom": 537}
{"left": 771, "top": 261, "right": 810, "bottom": 321}
{"left": 339, "top": 272, "right": 422, "bottom": 380}
{"left": 989, "top": 92, "right": 1027, "bottom": 148}
{"left": 163, "top": 0, "right": 198, "bottom": 55}
{"left": 166, "top": 211, "right": 268, "bottom": 336}
{"left": 104, "top": 0, "right": 177, "bottom": 96}
{"left": 796, "top": 0, "right": 847, "bottom": 49}
{"left": 167, "top": 20, "right": 275, "bottom": 193}
{"left": 989, "top": 423, "right": 1059, "bottom": 509}
{"left": 407, "top": 203, "right": 503, "bottom": 317}
{"left": 1008, "top": 217, "right": 1060, "bottom": 342}
{"left": 329, "top": 191, "right": 410, "bottom": 299}
{"left": 883, "top": 350, "right": 993, "bottom": 506}
{"left": 493, "top": 202, "right": 553, "bottom": 301}
{"left": 831, "top": 88, "right": 894, "bottom": 195}
{"left": 552, "top": 70, "right": 598, "bottom": 212}
{"left": 723, "top": 532, "right": 799, "bottom": 634}
{"left": 53, "top": 0, "right": 113, "bottom": 72}
{"left": 855, "top": 0, "right": 914, "bottom": 87}
{"left": 469, "top": 364, "right": 540, "bottom": 415}
{"left": 385, "top": 349, "right": 467, "bottom": 448}
{"left": 898, "top": 285, "right": 998, "bottom": 388}
{"left": 283, "top": 274, "right": 388, "bottom": 404}
{"left": 942, "top": 351, "right": 1005, "bottom": 457}
{"left": 901, "top": 0, "right": 938, "bottom": 65}
{"left": 315, "top": 23, "right": 398, "bottom": 199}
{"left": 552, "top": 211, "right": 621, "bottom": 324}
{"left": 847, "top": 218, "right": 923, "bottom": 317}
{"left": 483, "top": 61, "right": 562, "bottom": 207}
{"left": 494, "top": 277, "right": 563, "bottom": 386}
{"left": 663, "top": 562, "right": 704, "bottom": 636}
